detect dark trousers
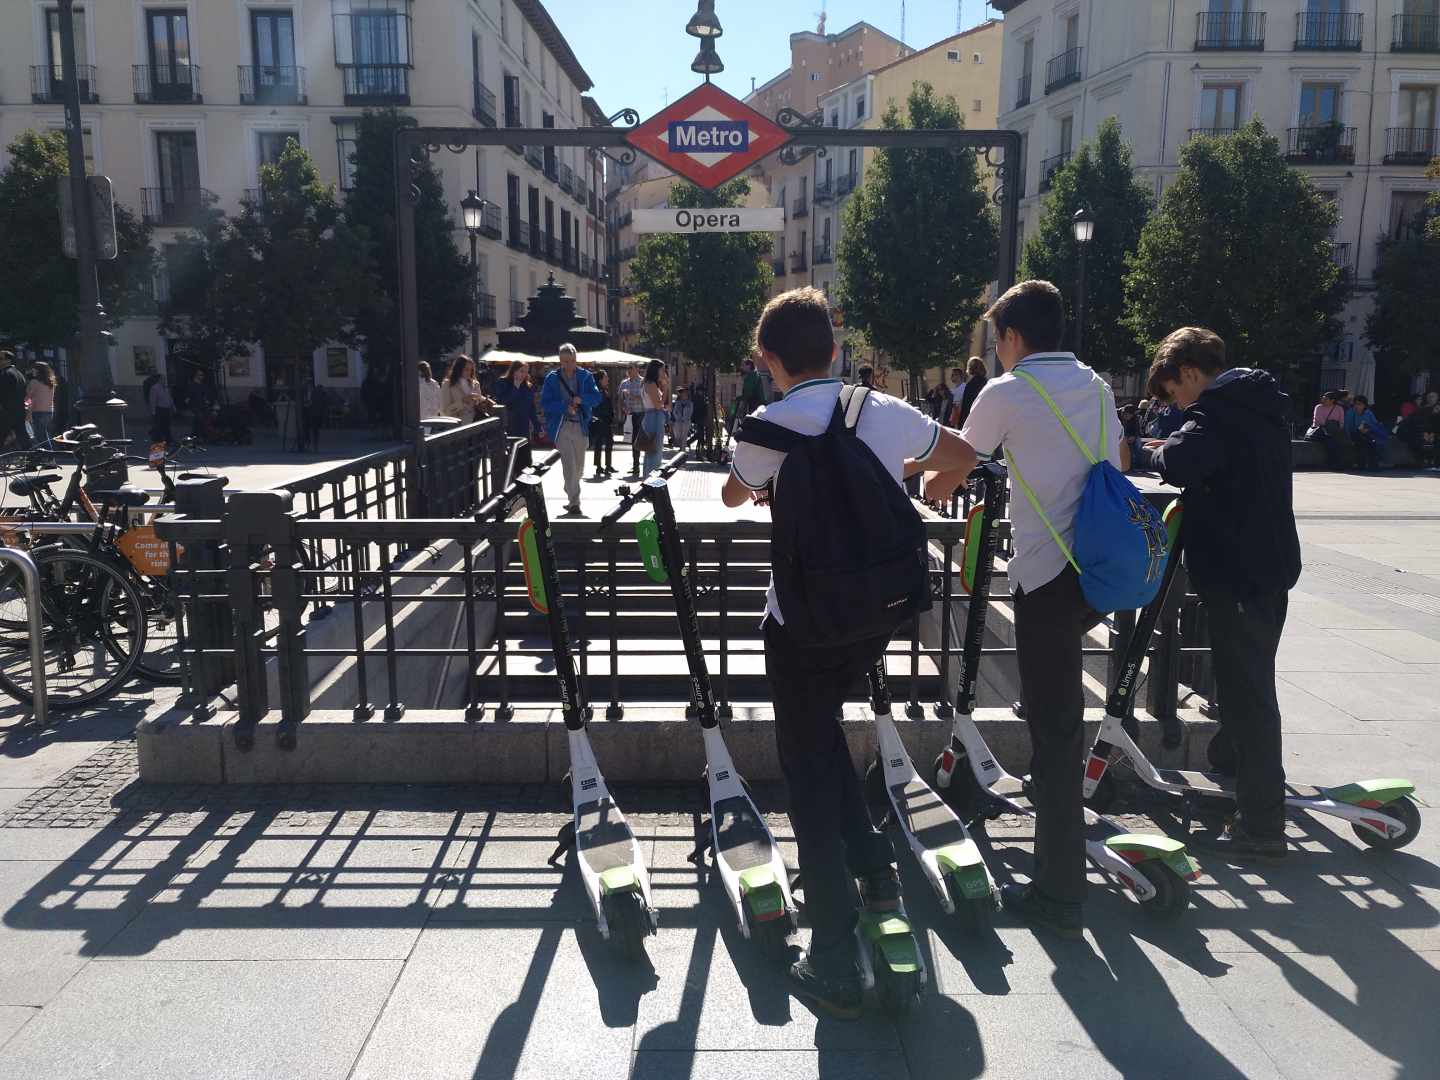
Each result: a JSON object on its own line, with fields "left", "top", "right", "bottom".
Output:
{"left": 1201, "top": 586, "right": 1288, "bottom": 838}
{"left": 763, "top": 617, "right": 894, "bottom": 971}
{"left": 591, "top": 426, "right": 612, "bottom": 473}
{"left": 628, "top": 413, "right": 643, "bottom": 474}
{"left": 1014, "top": 566, "right": 1101, "bottom": 907}
{"left": 150, "top": 408, "right": 173, "bottom": 446}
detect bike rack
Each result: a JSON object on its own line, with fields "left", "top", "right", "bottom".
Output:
{"left": 0, "top": 546, "right": 48, "bottom": 728}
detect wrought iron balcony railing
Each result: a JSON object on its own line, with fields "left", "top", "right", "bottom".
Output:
{"left": 813, "top": 243, "right": 834, "bottom": 266}
{"left": 525, "top": 144, "right": 543, "bottom": 169}
{"left": 1392, "top": 13, "right": 1440, "bottom": 52}
{"left": 789, "top": 251, "right": 808, "bottom": 273}
{"left": 507, "top": 217, "right": 529, "bottom": 251}
{"left": 1188, "top": 126, "right": 1240, "bottom": 140}
{"left": 239, "top": 65, "right": 306, "bottom": 105}
{"left": 813, "top": 177, "right": 834, "bottom": 204}
{"left": 1016, "top": 71, "right": 1032, "bottom": 109}
{"left": 1044, "top": 47, "right": 1083, "bottom": 94}
{"left": 1195, "top": 11, "right": 1266, "bottom": 50}
{"left": 1038, "top": 151, "right": 1071, "bottom": 192}
{"left": 479, "top": 204, "right": 502, "bottom": 240}
{"left": 1295, "top": 11, "right": 1361, "bottom": 50}
{"left": 1384, "top": 127, "right": 1440, "bottom": 165}
{"left": 134, "top": 64, "right": 201, "bottom": 104}
{"left": 837, "top": 170, "right": 858, "bottom": 196}
{"left": 473, "top": 83, "right": 497, "bottom": 127}
{"left": 1285, "top": 125, "right": 1357, "bottom": 164}
{"left": 559, "top": 162, "right": 574, "bottom": 193}
{"left": 32, "top": 65, "right": 97, "bottom": 104}
{"left": 792, "top": 196, "right": 809, "bottom": 218}
{"left": 341, "top": 64, "right": 409, "bottom": 105}
{"left": 511, "top": 300, "right": 527, "bottom": 324}
{"left": 476, "top": 292, "right": 497, "bottom": 326}
{"left": 141, "top": 186, "right": 210, "bottom": 228}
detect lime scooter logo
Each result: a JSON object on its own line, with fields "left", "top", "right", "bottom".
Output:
{"left": 1129, "top": 496, "right": 1170, "bottom": 584}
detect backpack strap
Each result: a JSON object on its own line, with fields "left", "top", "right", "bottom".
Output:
{"left": 734, "top": 415, "right": 804, "bottom": 453}
{"left": 838, "top": 385, "right": 870, "bottom": 433}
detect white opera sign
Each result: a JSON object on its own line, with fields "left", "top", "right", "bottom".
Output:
{"left": 632, "top": 207, "right": 786, "bottom": 235}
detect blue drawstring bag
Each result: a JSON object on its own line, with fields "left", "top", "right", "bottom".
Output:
{"left": 1005, "top": 371, "right": 1170, "bottom": 613}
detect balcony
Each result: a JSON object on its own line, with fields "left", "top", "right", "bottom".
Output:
{"left": 476, "top": 292, "right": 497, "bottom": 327}
{"left": 1295, "top": 11, "right": 1361, "bottom": 50}
{"left": 525, "top": 145, "right": 543, "bottom": 170}
{"left": 559, "top": 163, "right": 574, "bottom": 194}
{"left": 31, "top": 65, "right": 97, "bottom": 104}
{"left": 1044, "top": 47, "right": 1083, "bottom": 94}
{"left": 789, "top": 251, "right": 808, "bottom": 274}
{"left": 1016, "top": 71, "right": 1033, "bottom": 109}
{"left": 1188, "top": 126, "right": 1240, "bottom": 140}
{"left": 616, "top": 210, "right": 633, "bottom": 229}
{"left": 342, "top": 64, "right": 409, "bottom": 105}
{"left": 505, "top": 106, "right": 523, "bottom": 154}
{"left": 575, "top": 179, "right": 589, "bottom": 207}
{"left": 479, "top": 204, "right": 502, "bottom": 240}
{"left": 1285, "top": 124, "right": 1357, "bottom": 164}
{"left": 141, "top": 187, "right": 210, "bottom": 228}
{"left": 563, "top": 248, "right": 578, "bottom": 272}
{"left": 473, "top": 83, "right": 497, "bottom": 127}
{"left": 792, "top": 196, "right": 809, "bottom": 218}
{"left": 543, "top": 150, "right": 558, "bottom": 183}
{"left": 813, "top": 243, "right": 834, "bottom": 266}
{"left": 511, "top": 300, "right": 527, "bottom": 325}
{"left": 239, "top": 65, "right": 306, "bottom": 105}
{"left": 1329, "top": 242, "right": 1352, "bottom": 271}
{"left": 1038, "top": 151, "right": 1071, "bottom": 192}
{"left": 1195, "top": 11, "right": 1265, "bottom": 50}
{"left": 1392, "top": 14, "right": 1440, "bottom": 52}
{"left": 507, "top": 217, "right": 529, "bottom": 251}
{"left": 837, "top": 170, "right": 858, "bottom": 197}
{"left": 814, "top": 177, "right": 834, "bottom": 204}
{"left": 1384, "top": 127, "right": 1440, "bottom": 165}
{"left": 771, "top": 258, "right": 786, "bottom": 276}
{"left": 134, "top": 64, "right": 201, "bottom": 104}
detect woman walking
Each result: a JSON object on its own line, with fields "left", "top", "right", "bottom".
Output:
{"left": 494, "top": 360, "right": 539, "bottom": 442}
{"left": 418, "top": 361, "right": 443, "bottom": 421}
{"left": 442, "top": 355, "right": 487, "bottom": 421}
{"left": 639, "top": 360, "right": 669, "bottom": 477}
{"left": 26, "top": 361, "right": 58, "bottom": 447}
{"left": 590, "top": 369, "right": 616, "bottom": 477}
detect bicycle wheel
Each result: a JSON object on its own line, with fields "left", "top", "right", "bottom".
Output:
{"left": 128, "top": 573, "right": 182, "bottom": 684}
{"left": 0, "top": 549, "right": 147, "bottom": 711}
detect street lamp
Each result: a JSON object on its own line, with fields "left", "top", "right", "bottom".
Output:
{"left": 691, "top": 38, "right": 724, "bottom": 77}
{"left": 685, "top": 1, "right": 723, "bottom": 38}
{"left": 461, "top": 190, "right": 487, "bottom": 362}
{"left": 1072, "top": 207, "right": 1095, "bottom": 363}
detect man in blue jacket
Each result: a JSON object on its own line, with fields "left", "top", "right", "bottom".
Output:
{"left": 541, "top": 344, "right": 603, "bottom": 515}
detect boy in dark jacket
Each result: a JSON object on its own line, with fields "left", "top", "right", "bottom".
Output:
{"left": 1145, "top": 328, "right": 1302, "bottom": 860}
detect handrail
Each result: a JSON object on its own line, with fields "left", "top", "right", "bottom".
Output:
{"left": 0, "top": 547, "right": 47, "bottom": 728}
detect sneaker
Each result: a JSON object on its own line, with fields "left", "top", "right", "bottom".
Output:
{"left": 1202, "top": 820, "right": 1287, "bottom": 862}
{"left": 999, "top": 883, "right": 1083, "bottom": 940}
{"left": 785, "top": 955, "right": 863, "bottom": 1020}
{"left": 857, "top": 866, "right": 902, "bottom": 914}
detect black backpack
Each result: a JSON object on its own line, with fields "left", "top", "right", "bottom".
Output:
{"left": 735, "top": 386, "right": 931, "bottom": 648}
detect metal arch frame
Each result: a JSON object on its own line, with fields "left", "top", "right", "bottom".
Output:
{"left": 393, "top": 120, "right": 1021, "bottom": 509}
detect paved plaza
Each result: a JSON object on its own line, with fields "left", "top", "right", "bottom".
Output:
{"left": 0, "top": 462, "right": 1437, "bottom": 1079}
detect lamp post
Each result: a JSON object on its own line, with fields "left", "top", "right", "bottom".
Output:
{"left": 685, "top": 4, "right": 724, "bottom": 456}
{"left": 461, "top": 190, "right": 487, "bottom": 363}
{"left": 1071, "top": 207, "right": 1095, "bottom": 363}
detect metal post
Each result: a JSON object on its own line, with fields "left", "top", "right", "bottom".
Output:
{"left": 468, "top": 229, "right": 481, "bottom": 363}
{"left": 394, "top": 131, "right": 423, "bottom": 514}
{"left": 173, "top": 476, "right": 233, "bottom": 702}
{"left": 1075, "top": 243, "right": 1088, "bottom": 362}
{"left": 0, "top": 549, "right": 48, "bottom": 728}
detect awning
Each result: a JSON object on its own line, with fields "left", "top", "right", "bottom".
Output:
{"left": 482, "top": 347, "right": 658, "bottom": 368}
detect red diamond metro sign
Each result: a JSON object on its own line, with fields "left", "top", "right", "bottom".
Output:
{"left": 624, "top": 82, "right": 792, "bottom": 190}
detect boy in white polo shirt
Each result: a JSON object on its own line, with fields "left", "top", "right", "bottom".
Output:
{"left": 926, "top": 279, "right": 1126, "bottom": 940}
{"left": 721, "top": 287, "right": 978, "bottom": 1018}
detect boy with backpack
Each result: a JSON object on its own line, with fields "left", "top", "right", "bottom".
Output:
{"left": 723, "top": 287, "right": 977, "bottom": 1016}
{"left": 927, "top": 279, "right": 1136, "bottom": 940}
{"left": 1144, "top": 327, "right": 1301, "bottom": 859}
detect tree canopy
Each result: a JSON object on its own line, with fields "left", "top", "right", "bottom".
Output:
{"left": 1123, "top": 120, "right": 1345, "bottom": 373}
{"left": 1020, "top": 118, "right": 1152, "bottom": 371}
{"left": 1365, "top": 161, "right": 1440, "bottom": 395}
{"left": 628, "top": 177, "right": 773, "bottom": 371}
{"left": 836, "top": 82, "right": 997, "bottom": 378}
{"left": 0, "top": 130, "right": 154, "bottom": 350}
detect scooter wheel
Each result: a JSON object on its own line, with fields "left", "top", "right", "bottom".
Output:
{"left": 603, "top": 889, "right": 651, "bottom": 963}
{"left": 873, "top": 952, "right": 921, "bottom": 1017}
{"left": 752, "top": 911, "right": 798, "bottom": 965}
{"left": 1352, "top": 795, "right": 1422, "bottom": 851}
{"left": 946, "top": 876, "right": 995, "bottom": 935}
{"left": 865, "top": 760, "right": 891, "bottom": 829}
{"left": 1134, "top": 861, "right": 1190, "bottom": 922}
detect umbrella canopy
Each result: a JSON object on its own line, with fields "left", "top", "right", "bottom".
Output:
{"left": 482, "top": 347, "right": 658, "bottom": 369}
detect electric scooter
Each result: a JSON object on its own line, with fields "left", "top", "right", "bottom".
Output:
{"left": 1082, "top": 501, "right": 1423, "bottom": 852}
{"left": 931, "top": 464, "right": 1201, "bottom": 918}
{"left": 625, "top": 473, "right": 801, "bottom": 959}
{"left": 517, "top": 474, "right": 658, "bottom": 960}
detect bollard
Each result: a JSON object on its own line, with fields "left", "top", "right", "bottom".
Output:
{"left": 174, "top": 476, "right": 234, "bottom": 703}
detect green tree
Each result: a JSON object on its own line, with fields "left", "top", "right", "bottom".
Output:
{"left": 836, "top": 82, "right": 997, "bottom": 381}
{"left": 208, "top": 141, "right": 373, "bottom": 374}
{"left": 629, "top": 177, "right": 773, "bottom": 371}
{"left": 0, "top": 130, "right": 154, "bottom": 350}
{"left": 156, "top": 199, "right": 251, "bottom": 376}
{"left": 1123, "top": 120, "right": 1344, "bottom": 374}
{"left": 1365, "top": 161, "right": 1440, "bottom": 401}
{"left": 344, "top": 108, "right": 470, "bottom": 387}
{"left": 1020, "top": 118, "right": 1152, "bottom": 371}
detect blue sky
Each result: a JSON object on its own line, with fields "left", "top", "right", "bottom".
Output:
{"left": 553, "top": 1, "right": 1000, "bottom": 119}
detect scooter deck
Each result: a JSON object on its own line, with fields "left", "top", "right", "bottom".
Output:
{"left": 1152, "top": 767, "right": 1326, "bottom": 802}
{"left": 894, "top": 780, "right": 971, "bottom": 850}
{"left": 983, "top": 772, "right": 1136, "bottom": 842}
{"left": 713, "top": 795, "right": 776, "bottom": 872}
{"left": 577, "top": 797, "right": 638, "bottom": 873}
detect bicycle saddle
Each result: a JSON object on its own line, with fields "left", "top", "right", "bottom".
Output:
{"left": 90, "top": 485, "right": 151, "bottom": 508}
{"left": 9, "top": 472, "right": 62, "bottom": 497}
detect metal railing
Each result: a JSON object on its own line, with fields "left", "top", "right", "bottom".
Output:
{"left": 473, "top": 82, "right": 497, "bottom": 127}
{"left": 1188, "top": 126, "right": 1239, "bottom": 140}
{"left": 1330, "top": 241, "right": 1352, "bottom": 270}
{"left": 511, "top": 299, "right": 527, "bottom": 324}
{"left": 525, "top": 144, "right": 543, "bottom": 169}
{"left": 341, "top": 63, "right": 409, "bottom": 104}
{"left": 1384, "top": 127, "right": 1440, "bottom": 164}
{"left": 1285, "top": 124, "right": 1357, "bottom": 164}
{"left": 476, "top": 291, "right": 497, "bottom": 326}
{"left": 836, "top": 170, "right": 858, "bottom": 196}
{"left": 559, "top": 162, "right": 574, "bottom": 193}
{"left": 32, "top": 64, "right": 97, "bottom": 104}
{"left": 141, "top": 187, "right": 210, "bottom": 228}
{"left": 134, "top": 64, "right": 200, "bottom": 103}
{"left": 789, "top": 251, "right": 808, "bottom": 273}
{"left": 239, "top": 65, "right": 306, "bottom": 104}
{"left": 1392, "top": 13, "right": 1440, "bottom": 51}
{"left": 0, "top": 548, "right": 47, "bottom": 728}
{"left": 1038, "top": 151, "right": 1071, "bottom": 192}
{"left": 792, "top": 196, "right": 809, "bottom": 218}
{"left": 813, "top": 176, "right": 834, "bottom": 203}
{"left": 543, "top": 149, "right": 558, "bottom": 182}
{"left": 507, "top": 216, "right": 529, "bottom": 250}
{"left": 1295, "top": 11, "right": 1362, "bottom": 49}
{"left": 813, "top": 243, "right": 834, "bottom": 266}
{"left": 479, "top": 204, "right": 502, "bottom": 240}
{"left": 1044, "top": 47, "right": 1083, "bottom": 94}
{"left": 1196, "top": 10, "right": 1265, "bottom": 49}
{"left": 1016, "top": 71, "right": 1033, "bottom": 108}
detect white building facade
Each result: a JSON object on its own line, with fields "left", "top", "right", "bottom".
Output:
{"left": 0, "top": 0, "right": 607, "bottom": 408}
{"left": 993, "top": 0, "right": 1440, "bottom": 398}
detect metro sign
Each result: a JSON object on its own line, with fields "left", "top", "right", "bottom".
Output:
{"left": 624, "top": 82, "right": 791, "bottom": 190}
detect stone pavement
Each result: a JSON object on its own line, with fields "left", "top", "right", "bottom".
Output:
{"left": 0, "top": 469, "right": 1437, "bottom": 1078}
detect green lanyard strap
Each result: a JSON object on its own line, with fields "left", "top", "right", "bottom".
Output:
{"left": 1002, "top": 370, "right": 1108, "bottom": 573}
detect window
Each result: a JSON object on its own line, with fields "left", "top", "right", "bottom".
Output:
{"left": 503, "top": 73, "right": 521, "bottom": 126}
{"left": 1390, "top": 190, "right": 1432, "bottom": 239}
{"left": 500, "top": 0, "right": 508, "bottom": 43}
{"left": 1065, "top": 13, "right": 1080, "bottom": 52}
{"left": 1058, "top": 114, "right": 1074, "bottom": 154}
{"left": 810, "top": 72, "right": 821, "bottom": 81}
{"left": 45, "top": 6, "right": 89, "bottom": 74}
{"left": 1200, "top": 82, "right": 1244, "bottom": 130}
{"left": 522, "top": 26, "right": 529, "bottom": 65}
{"left": 47, "top": 123, "right": 95, "bottom": 173}
{"left": 829, "top": 109, "right": 840, "bottom": 127}
{"left": 1022, "top": 36, "right": 1035, "bottom": 77}
{"left": 947, "top": 50, "right": 960, "bottom": 62}
{"left": 156, "top": 130, "right": 200, "bottom": 199}
{"left": 973, "top": 99, "right": 983, "bottom": 113}
{"left": 855, "top": 94, "right": 865, "bottom": 119}
{"left": 1300, "top": 82, "right": 1342, "bottom": 125}
{"left": 145, "top": 9, "right": 194, "bottom": 99}
{"left": 1397, "top": 84, "right": 1437, "bottom": 129}
{"left": 332, "top": 1, "right": 412, "bottom": 73}
{"left": 335, "top": 121, "right": 359, "bottom": 189}
{"left": 258, "top": 131, "right": 299, "bottom": 170}
{"left": 250, "top": 10, "right": 299, "bottom": 103}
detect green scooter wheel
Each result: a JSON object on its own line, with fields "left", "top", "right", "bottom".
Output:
{"left": 603, "top": 889, "right": 651, "bottom": 963}
{"left": 946, "top": 875, "right": 995, "bottom": 934}
{"left": 752, "top": 910, "right": 798, "bottom": 965}
{"left": 1134, "top": 861, "right": 1190, "bottom": 922}
{"left": 873, "top": 954, "right": 921, "bottom": 1017}
{"left": 1352, "top": 795, "right": 1421, "bottom": 851}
